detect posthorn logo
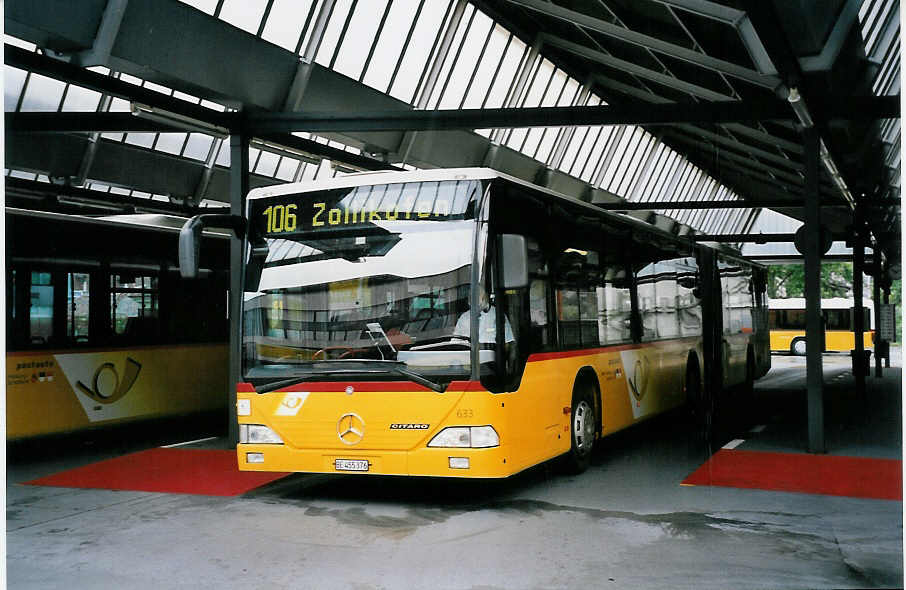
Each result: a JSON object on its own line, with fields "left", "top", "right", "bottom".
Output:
{"left": 76, "top": 357, "right": 142, "bottom": 404}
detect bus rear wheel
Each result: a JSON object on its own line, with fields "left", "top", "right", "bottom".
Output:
{"left": 563, "top": 388, "right": 597, "bottom": 474}
{"left": 790, "top": 338, "right": 806, "bottom": 356}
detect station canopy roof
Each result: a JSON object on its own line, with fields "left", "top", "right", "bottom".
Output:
{"left": 4, "top": 0, "right": 901, "bottom": 268}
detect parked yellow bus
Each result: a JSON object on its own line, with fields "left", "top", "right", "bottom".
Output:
{"left": 181, "top": 168, "right": 770, "bottom": 477}
{"left": 6, "top": 209, "right": 230, "bottom": 440}
{"left": 768, "top": 298, "right": 874, "bottom": 355}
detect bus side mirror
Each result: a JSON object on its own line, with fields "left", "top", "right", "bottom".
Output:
{"left": 178, "top": 214, "right": 248, "bottom": 279}
{"left": 500, "top": 234, "right": 529, "bottom": 289}
{"left": 178, "top": 217, "right": 204, "bottom": 279}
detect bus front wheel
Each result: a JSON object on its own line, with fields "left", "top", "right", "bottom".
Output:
{"left": 563, "top": 388, "right": 597, "bottom": 474}
{"left": 790, "top": 338, "right": 806, "bottom": 356}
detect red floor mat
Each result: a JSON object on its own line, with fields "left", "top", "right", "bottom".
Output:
{"left": 24, "top": 448, "right": 289, "bottom": 497}
{"left": 682, "top": 449, "right": 902, "bottom": 500}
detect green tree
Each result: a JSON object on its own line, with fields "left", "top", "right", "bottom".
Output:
{"left": 767, "top": 262, "right": 857, "bottom": 298}
{"left": 767, "top": 264, "right": 804, "bottom": 297}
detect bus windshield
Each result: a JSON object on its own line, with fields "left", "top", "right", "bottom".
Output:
{"left": 242, "top": 179, "right": 483, "bottom": 381}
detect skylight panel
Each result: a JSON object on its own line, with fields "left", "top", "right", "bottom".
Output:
{"left": 124, "top": 133, "right": 156, "bottom": 149}
{"left": 183, "top": 134, "right": 215, "bottom": 161}
{"left": 275, "top": 157, "right": 300, "bottom": 181}
{"left": 8, "top": 169, "right": 38, "bottom": 181}
{"left": 4, "top": 35, "right": 36, "bottom": 51}
{"left": 444, "top": 10, "right": 495, "bottom": 110}
{"left": 460, "top": 22, "right": 508, "bottom": 109}
{"left": 613, "top": 130, "right": 648, "bottom": 196}
{"left": 219, "top": 0, "right": 269, "bottom": 35}
{"left": 61, "top": 85, "right": 103, "bottom": 111}
{"left": 19, "top": 73, "right": 66, "bottom": 112}
{"left": 482, "top": 30, "right": 526, "bottom": 108}
{"left": 4, "top": 66, "right": 27, "bottom": 111}
{"left": 215, "top": 142, "right": 231, "bottom": 167}
{"left": 255, "top": 150, "right": 281, "bottom": 177}
{"left": 579, "top": 127, "right": 611, "bottom": 183}
{"left": 143, "top": 80, "right": 174, "bottom": 96}
{"left": 528, "top": 69, "right": 572, "bottom": 162}
{"left": 389, "top": 1, "right": 453, "bottom": 103}
{"left": 299, "top": 161, "right": 318, "bottom": 181}
{"left": 178, "top": 0, "right": 218, "bottom": 15}
{"left": 426, "top": 4, "right": 475, "bottom": 109}
{"left": 109, "top": 97, "right": 130, "bottom": 112}
{"left": 333, "top": 0, "right": 389, "bottom": 81}
{"left": 361, "top": 0, "right": 419, "bottom": 93}
{"left": 173, "top": 90, "right": 201, "bottom": 104}
{"left": 597, "top": 128, "right": 632, "bottom": 189}
{"left": 155, "top": 133, "right": 188, "bottom": 155}
{"left": 633, "top": 143, "right": 667, "bottom": 200}
{"left": 315, "top": 0, "right": 354, "bottom": 68}
{"left": 261, "top": 0, "right": 314, "bottom": 51}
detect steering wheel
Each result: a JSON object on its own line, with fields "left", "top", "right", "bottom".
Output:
{"left": 414, "top": 308, "right": 435, "bottom": 320}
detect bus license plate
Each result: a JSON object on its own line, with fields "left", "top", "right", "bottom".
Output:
{"left": 335, "top": 459, "right": 369, "bottom": 472}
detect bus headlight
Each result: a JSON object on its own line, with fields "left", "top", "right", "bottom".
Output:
{"left": 428, "top": 426, "right": 499, "bottom": 448}
{"left": 239, "top": 424, "right": 284, "bottom": 444}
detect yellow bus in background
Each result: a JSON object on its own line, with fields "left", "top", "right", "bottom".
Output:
{"left": 182, "top": 168, "right": 770, "bottom": 478}
{"left": 768, "top": 297, "right": 874, "bottom": 355}
{"left": 6, "top": 209, "right": 230, "bottom": 440}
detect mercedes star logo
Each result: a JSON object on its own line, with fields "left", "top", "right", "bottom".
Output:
{"left": 337, "top": 412, "right": 365, "bottom": 445}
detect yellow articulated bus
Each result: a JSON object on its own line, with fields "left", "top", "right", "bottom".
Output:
{"left": 6, "top": 209, "right": 230, "bottom": 440}
{"left": 768, "top": 297, "right": 874, "bottom": 355}
{"left": 181, "top": 168, "right": 770, "bottom": 477}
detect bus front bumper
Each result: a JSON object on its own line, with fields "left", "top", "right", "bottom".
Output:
{"left": 237, "top": 443, "right": 516, "bottom": 478}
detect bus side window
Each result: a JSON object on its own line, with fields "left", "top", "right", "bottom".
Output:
{"left": 29, "top": 271, "right": 54, "bottom": 345}
{"left": 111, "top": 274, "right": 160, "bottom": 343}
{"left": 635, "top": 263, "right": 659, "bottom": 341}
{"left": 526, "top": 238, "right": 552, "bottom": 352}
{"left": 554, "top": 248, "right": 601, "bottom": 350}
{"left": 67, "top": 272, "right": 90, "bottom": 344}
{"left": 599, "top": 267, "right": 632, "bottom": 344}
{"left": 676, "top": 257, "right": 702, "bottom": 337}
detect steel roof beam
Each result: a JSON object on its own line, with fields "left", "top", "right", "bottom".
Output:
{"left": 5, "top": 44, "right": 229, "bottom": 126}
{"left": 590, "top": 74, "right": 803, "bottom": 154}
{"left": 595, "top": 199, "right": 846, "bottom": 211}
{"left": 505, "top": 0, "right": 780, "bottom": 88}
{"left": 651, "top": 0, "right": 778, "bottom": 75}
{"left": 798, "top": 0, "right": 863, "bottom": 72}
{"left": 666, "top": 133, "right": 824, "bottom": 192}
{"left": 239, "top": 101, "right": 807, "bottom": 133}
{"left": 692, "top": 233, "right": 795, "bottom": 242}
{"left": 673, "top": 124, "right": 803, "bottom": 170}
{"left": 543, "top": 34, "right": 737, "bottom": 102}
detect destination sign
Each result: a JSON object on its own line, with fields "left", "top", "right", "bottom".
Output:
{"left": 260, "top": 200, "right": 452, "bottom": 235}
{"left": 250, "top": 180, "right": 480, "bottom": 238}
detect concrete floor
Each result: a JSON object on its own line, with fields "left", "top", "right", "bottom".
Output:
{"left": 6, "top": 352, "right": 903, "bottom": 589}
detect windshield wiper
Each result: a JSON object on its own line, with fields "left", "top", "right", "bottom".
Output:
{"left": 254, "top": 370, "right": 359, "bottom": 394}
{"left": 385, "top": 364, "right": 444, "bottom": 393}
{"left": 252, "top": 363, "right": 445, "bottom": 394}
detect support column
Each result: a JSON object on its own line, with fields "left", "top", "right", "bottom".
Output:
{"left": 873, "top": 252, "right": 883, "bottom": 377}
{"left": 803, "top": 127, "right": 825, "bottom": 454}
{"left": 853, "top": 225, "right": 865, "bottom": 394}
{"left": 228, "top": 132, "right": 250, "bottom": 445}
{"left": 883, "top": 285, "right": 891, "bottom": 368}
